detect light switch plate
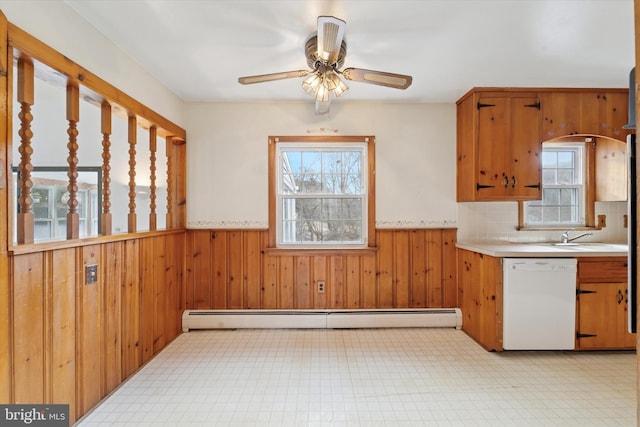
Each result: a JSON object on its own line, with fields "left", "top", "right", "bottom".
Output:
{"left": 85, "top": 264, "right": 98, "bottom": 285}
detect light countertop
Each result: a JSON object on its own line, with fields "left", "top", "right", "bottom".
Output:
{"left": 456, "top": 241, "right": 628, "bottom": 258}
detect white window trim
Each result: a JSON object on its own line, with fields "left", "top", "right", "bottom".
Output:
{"left": 275, "top": 142, "right": 368, "bottom": 249}
{"left": 523, "top": 143, "right": 586, "bottom": 228}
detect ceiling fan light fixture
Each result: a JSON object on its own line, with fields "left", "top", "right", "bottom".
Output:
{"left": 302, "top": 73, "right": 321, "bottom": 96}
{"left": 333, "top": 78, "right": 349, "bottom": 98}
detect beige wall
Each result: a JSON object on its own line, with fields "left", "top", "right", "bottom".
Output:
{"left": 185, "top": 101, "right": 458, "bottom": 229}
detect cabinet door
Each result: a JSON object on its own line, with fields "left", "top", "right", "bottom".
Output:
{"left": 476, "top": 97, "right": 511, "bottom": 199}
{"left": 542, "top": 92, "right": 583, "bottom": 140}
{"left": 577, "top": 282, "right": 635, "bottom": 350}
{"left": 510, "top": 96, "right": 542, "bottom": 199}
{"left": 598, "top": 91, "right": 630, "bottom": 141}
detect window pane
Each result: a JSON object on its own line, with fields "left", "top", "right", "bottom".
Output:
{"left": 302, "top": 152, "right": 321, "bottom": 173}
{"left": 542, "top": 206, "right": 560, "bottom": 222}
{"left": 527, "top": 205, "right": 542, "bottom": 223}
{"left": 299, "top": 175, "right": 321, "bottom": 193}
{"left": 542, "top": 169, "right": 557, "bottom": 185}
{"left": 541, "top": 152, "right": 557, "bottom": 168}
{"left": 543, "top": 188, "right": 560, "bottom": 205}
{"left": 557, "top": 152, "right": 574, "bottom": 168}
{"left": 556, "top": 169, "right": 574, "bottom": 185}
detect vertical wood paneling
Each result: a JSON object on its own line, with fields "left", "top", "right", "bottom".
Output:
{"left": 361, "top": 255, "right": 376, "bottom": 308}
{"left": 0, "top": 15, "right": 8, "bottom": 403}
{"left": 376, "top": 231, "right": 394, "bottom": 308}
{"left": 78, "top": 245, "right": 102, "bottom": 414}
{"left": 183, "top": 228, "right": 457, "bottom": 311}
{"left": 346, "top": 256, "right": 361, "bottom": 308}
{"left": 245, "top": 231, "right": 262, "bottom": 309}
{"left": 211, "top": 231, "right": 228, "bottom": 308}
{"left": 426, "top": 231, "right": 444, "bottom": 307}
{"left": 295, "top": 257, "right": 312, "bottom": 308}
{"left": 262, "top": 235, "right": 278, "bottom": 309}
{"left": 152, "top": 236, "right": 167, "bottom": 353}
{"left": 121, "top": 240, "right": 140, "bottom": 378}
{"left": 165, "top": 233, "right": 183, "bottom": 340}
{"left": 394, "top": 231, "right": 410, "bottom": 307}
{"left": 139, "top": 239, "right": 155, "bottom": 363}
{"left": 329, "top": 256, "right": 345, "bottom": 308}
{"left": 410, "top": 230, "right": 427, "bottom": 307}
{"left": 191, "top": 231, "right": 212, "bottom": 308}
{"left": 102, "top": 242, "right": 121, "bottom": 395}
{"left": 227, "top": 231, "right": 244, "bottom": 308}
{"left": 13, "top": 253, "right": 44, "bottom": 403}
{"left": 442, "top": 229, "right": 458, "bottom": 307}
{"left": 50, "top": 248, "right": 76, "bottom": 422}
{"left": 279, "top": 256, "right": 294, "bottom": 308}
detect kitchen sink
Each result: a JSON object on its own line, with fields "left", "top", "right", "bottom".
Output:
{"left": 527, "top": 242, "right": 629, "bottom": 252}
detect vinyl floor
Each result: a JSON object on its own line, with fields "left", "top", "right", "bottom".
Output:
{"left": 75, "top": 328, "right": 636, "bottom": 426}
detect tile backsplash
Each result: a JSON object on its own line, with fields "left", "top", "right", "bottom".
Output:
{"left": 457, "top": 201, "right": 628, "bottom": 243}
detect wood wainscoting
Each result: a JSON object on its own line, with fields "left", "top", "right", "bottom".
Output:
{"left": 3, "top": 231, "right": 185, "bottom": 424}
{"left": 185, "top": 228, "right": 458, "bottom": 310}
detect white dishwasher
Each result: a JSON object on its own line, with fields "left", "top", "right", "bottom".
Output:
{"left": 503, "top": 258, "right": 577, "bottom": 350}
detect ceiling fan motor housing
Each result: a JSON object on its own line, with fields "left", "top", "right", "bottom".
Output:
{"left": 305, "top": 35, "right": 347, "bottom": 70}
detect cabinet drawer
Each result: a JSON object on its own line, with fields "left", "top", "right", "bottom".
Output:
{"left": 578, "top": 258, "right": 628, "bottom": 282}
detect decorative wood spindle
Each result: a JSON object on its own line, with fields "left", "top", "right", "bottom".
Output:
{"left": 66, "top": 83, "right": 80, "bottom": 240}
{"left": 17, "top": 57, "right": 34, "bottom": 244}
{"left": 149, "top": 126, "right": 157, "bottom": 231}
{"left": 101, "top": 101, "right": 112, "bottom": 235}
{"left": 127, "top": 115, "right": 137, "bottom": 233}
{"left": 165, "top": 136, "right": 173, "bottom": 229}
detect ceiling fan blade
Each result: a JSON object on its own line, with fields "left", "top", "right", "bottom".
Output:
{"left": 317, "top": 16, "right": 346, "bottom": 64}
{"left": 238, "top": 70, "right": 310, "bottom": 85}
{"left": 342, "top": 68, "right": 413, "bottom": 90}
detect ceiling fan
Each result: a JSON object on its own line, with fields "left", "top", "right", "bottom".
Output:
{"left": 238, "top": 16, "right": 413, "bottom": 114}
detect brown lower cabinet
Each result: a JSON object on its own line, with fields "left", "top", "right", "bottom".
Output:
{"left": 458, "top": 250, "right": 636, "bottom": 351}
{"left": 576, "top": 257, "right": 636, "bottom": 350}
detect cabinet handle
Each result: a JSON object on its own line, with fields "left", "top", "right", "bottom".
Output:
{"left": 617, "top": 289, "right": 624, "bottom": 304}
{"left": 524, "top": 183, "right": 541, "bottom": 190}
{"left": 524, "top": 101, "right": 541, "bottom": 110}
{"left": 476, "top": 183, "right": 495, "bottom": 190}
{"left": 511, "top": 176, "right": 517, "bottom": 188}
{"left": 477, "top": 102, "right": 496, "bottom": 109}
{"left": 503, "top": 175, "right": 509, "bottom": 188}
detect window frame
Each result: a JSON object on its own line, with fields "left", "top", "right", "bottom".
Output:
{"left": 519, "top": 140, "right": 597, "bottom": 230}
{"left": 523, "top": 143, "right": 586, "bottom": 228}
{"left": 268, "top": 136, "right": 376, "bottom": 252}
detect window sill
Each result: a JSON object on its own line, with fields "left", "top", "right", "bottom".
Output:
{"left": 265, "top": 247, "right": 378, "bottom": 256}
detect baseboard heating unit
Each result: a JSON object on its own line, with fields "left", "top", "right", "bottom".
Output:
{"left": 182, "top": 308, "right": 462, "bottom": 332}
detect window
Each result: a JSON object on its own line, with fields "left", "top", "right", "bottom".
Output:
{"left": 523, "top": 143, "right": 586, "bottom": 227}
{"left": 12, "top": 167, "right": 101, "bottom": 242}
{"left": 269, "top": 136, "right": 375, "bottom": 249}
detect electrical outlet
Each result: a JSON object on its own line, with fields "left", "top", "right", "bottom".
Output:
{"left": 85, "top": 264, "right": 98, "bottom": 285}
{"left": 317, "top": 280, "right": 325, "bottom": 294}
{"left": 597, "top": 214, "right": 606, "bottom": 228}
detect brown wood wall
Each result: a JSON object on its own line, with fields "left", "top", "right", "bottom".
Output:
{"left": 4, "top": 232, "right": 185, "bottom": 423}
{"left": 185, "top": 228, "right": 458, "bottom": 309}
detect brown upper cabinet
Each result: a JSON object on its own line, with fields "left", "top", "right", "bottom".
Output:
{"left": 457, "top": 89, "right": 542, "bottom": 201}
{"left": 541, "top": 90, "right": 630, "bottom": 141}
{"left": 457, "top": 88, "right": 630, "bottom": 202}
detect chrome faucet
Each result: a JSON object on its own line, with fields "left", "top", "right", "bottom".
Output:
{"left": 560, "top": 230, "right": 593, "bottom": 244}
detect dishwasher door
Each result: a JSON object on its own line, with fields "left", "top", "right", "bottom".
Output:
{"left": 503, "top": 258, "right": 577, "bottom": 350}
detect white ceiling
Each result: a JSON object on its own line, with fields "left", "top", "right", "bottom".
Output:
{"left": 64, "top": 0, "right": 635, "bottom": 104}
